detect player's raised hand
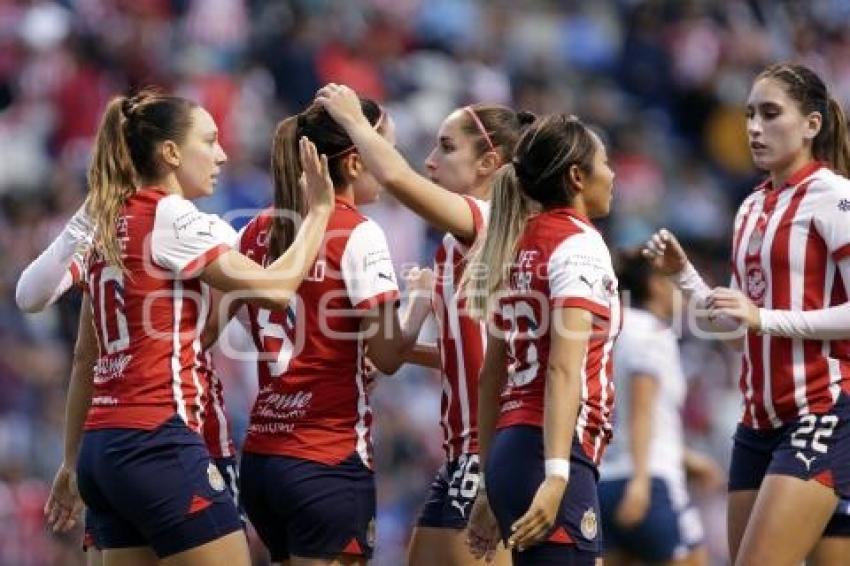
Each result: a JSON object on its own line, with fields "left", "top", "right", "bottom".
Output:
{"left": 44, "top": 463, "right": 83, "bottom": 533}
{"left": 315, "top": 83, "right": 369, "bottom": 131}
{"left": 641, "top": 228, "right": 689, "bottom": 275}
{"left": 298, "top": 136, "right": 334, "bottom": 211}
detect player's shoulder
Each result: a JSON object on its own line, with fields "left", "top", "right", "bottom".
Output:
{"left": 524, "top": 210, "right": 592, "bottom": 250}
{"left": 238, "top": 207, "right": 274, "bottom": 252}
{"left": 807, "top": 166, "right": 850, "bottom": 197}
{"left": 548, "top": 222, "right": 609, "bottom": 264}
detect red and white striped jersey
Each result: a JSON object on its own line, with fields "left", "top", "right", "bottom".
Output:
{"left": 239, "top": 198, "right": 399, "bottom": 468}
{"left": 201, "top": 352, "right": 234, "bottom": 458}
{"left": 494, "top": 207, "right": 619, "bottom": 465}
{"left": 731, "top": 161, "right": 850, "bottom": 429}
{"left": 84, "top": 188, "right": 237, "bottom": 431}
{"left": 74, "top": 243, "right": 233, "bottom": 456}
{"left": 433, "top": 196, "right": 489, "bottom": 461}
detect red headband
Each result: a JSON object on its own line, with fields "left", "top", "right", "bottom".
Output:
{"left": 327, "top": 108, "right": 386, "bottom": 159}
{"left": 464, "top": 106, "right": 495, "bottom": 152}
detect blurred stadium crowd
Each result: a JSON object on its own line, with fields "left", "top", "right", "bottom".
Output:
{"left": 3, "top": 0, "right": 850, "bottom": 563}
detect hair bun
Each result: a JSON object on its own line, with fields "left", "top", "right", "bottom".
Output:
{"left": 120, "top": 97, "right": 134, "bottom": 119}
{"left": 517, "top": 110, "right": 537, "bottom": 126}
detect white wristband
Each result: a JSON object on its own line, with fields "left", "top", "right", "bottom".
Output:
{"left": 478, "top": 471, "right": 486, "bottom": 492}
{"left": 544, "top": 458, "right": 570, "bottom": 482}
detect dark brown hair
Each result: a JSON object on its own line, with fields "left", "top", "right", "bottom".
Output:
{"left": 511, "top": 113, "right": 598, "bottom": 208}
{"left": 268, "top": 98, "right": 382, "bottom": 260}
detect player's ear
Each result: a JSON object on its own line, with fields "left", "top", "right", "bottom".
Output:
{"left": 161, "top": 140, "right": 181, "bottom": 169}
{"left": 567, "top": 164, "right": 585, "bottom": 193}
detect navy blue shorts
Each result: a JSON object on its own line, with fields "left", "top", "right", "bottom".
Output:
{"left": 486, "top": 425, "right": 600, "bottom": 566}
{"left": 240, "top": 451, "right": 376, "bottom": 561}
{"left": 83, "top": 455, "right": 243, "bottom": 551}
{"left": 417, "top": 453, "right": 481, "bottom": 529}
{"left": 76, "top": 416, "right": 242, "bottom": 558}
{"left": 729, "top": 393, "right": 850, "bottom": 498}
{"left": 599, "top": 477, "right": 704, "bottom": 561}
{"left": 824, "top": 499, "right": 850, "bottom": 537}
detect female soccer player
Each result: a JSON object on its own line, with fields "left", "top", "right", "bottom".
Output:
{"left": 64, "top": 89, "right": 335, "bottom": 565}
{"left": 236, "top": 99, "right": 429, "bottom": 566}
{"left": 599, "top": 250, "right": 721, "bottom": 566}
{"left": 316, "top": 82, "right": 528, "bottom": 566}
{"left": 644, "top": 62, "right": 850, "bottom": 566}
{"left": 20, "top": 207, "right": 243, "bottom": 564}
{"left": 465, "top": 113, "right": 619, "bottom": 566}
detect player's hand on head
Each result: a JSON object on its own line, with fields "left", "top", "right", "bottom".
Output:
{"left": 298, "top": 136, "right": 334, "bottom": 211}
{"left": 315, "top": 83, "right": 368, "bottom": 130}
{"left": 508, "top": 475, "right": 567, "bottom": 552}
{"left": 707, "top": 287, "right": 761, "bottom": 331}
{"left": 44, "top": 463, "right": 84, "bottom": 533}
{"left": 641, "top": 228, "right": 689, "bottom": 275}
{"left": 466, "top": 492, "right": 501, "bottom": 562}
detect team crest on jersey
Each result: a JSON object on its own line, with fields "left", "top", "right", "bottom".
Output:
{"left": 838, "top": 198, "right": 850, "bottom": 212}
{"left": 747, "top": 225, "right": 764, "bottom": 256}
{"left": 207, "top": 462, "right": 226, "bottom": 492}
{"left": 580, "top": 508, "right": 598, "bottom": 539}
{"left": 746, "top": 265, "right": 767, "bottom": 306}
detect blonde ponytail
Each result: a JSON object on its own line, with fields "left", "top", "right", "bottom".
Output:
{"left": 461, "top": 164, "right": 538, "bottom": 320}
{"left": 86, "top": 97, "right": 137, "bottom": 273}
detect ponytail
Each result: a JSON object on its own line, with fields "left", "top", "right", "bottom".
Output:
{"left": 269, "top": 116, "right": 307, "bottom": 261}
{"left": 461, "top": 165, "right": 538, "bottom": 320}
{"left": 826, "top": 96, "right": 850, "bottom": 177}
{"left": 86, "top": 97, "right": 138, "bottom": 273}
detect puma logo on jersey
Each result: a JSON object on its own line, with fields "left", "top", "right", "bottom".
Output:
{"left": 451, "top": 499, "right": 471, "bottom": 518}
{"left": 795, "top": 451, "right": 816, "bottom": 471}
{"left": 579, "top": 275, "right": 597, "bottom": 290}
{"left": 378, "top": 272, "right": 395, "bottom": 282}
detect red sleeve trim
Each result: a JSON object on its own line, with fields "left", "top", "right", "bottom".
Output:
{"left": 551, "top": 297, "right": 611, "bottom": 319}
{"left": 69, "top": 261, "right": 82, "bottom": 285}
{"left": 456, "top": 196, "right": 485, "bottom": 247}
{"left": 833, "top": 243, "right": 850, "bottom": 262}
{"left": 354, "top": 290, "right": 401, "bottom": 311}
{"left": 180, "top": 244, "right": 231, "bottom": 277}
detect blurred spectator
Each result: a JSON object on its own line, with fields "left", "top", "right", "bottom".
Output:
{"left": 5, "top": 1, "right": 850, "bottom": 563}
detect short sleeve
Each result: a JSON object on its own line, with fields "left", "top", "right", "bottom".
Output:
{"left": 548, "top": 232, "right": 615, "bottom": 318}
{"left": 341, "top": 220, "right": 400, "bottom": 310}
{"left": 458, "top": 196, "right": 491, "bottom": 246}
{"left": 151, "top": 195, "right": 237, "bottom": 277}
{"left": 813, "top": 179, "right": 850, "bottom": 261}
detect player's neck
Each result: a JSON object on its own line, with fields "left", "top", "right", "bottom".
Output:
{"left": 770, "top": 153, "right": 814, "bottom": 189}
{"left": 467, "top": 179, "right": 492, "bottom": 201}
{"left": 155, "top": 174, "right": 183, "bottom": 196}
{"left": 338, "top": 185, "right": 357, "bottom": 205}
